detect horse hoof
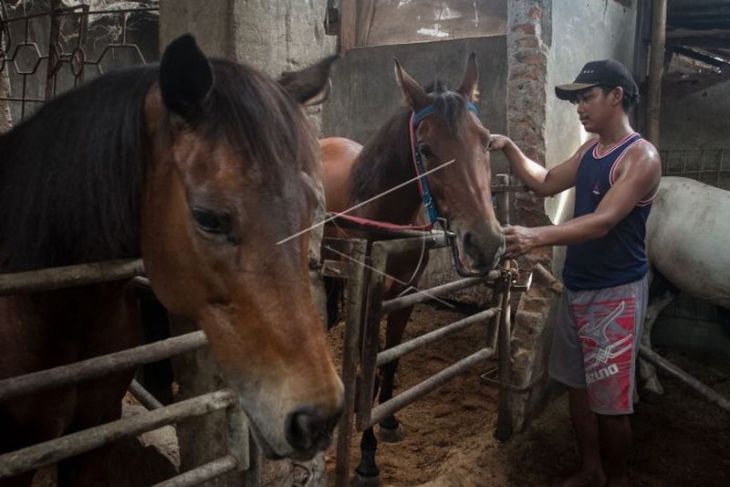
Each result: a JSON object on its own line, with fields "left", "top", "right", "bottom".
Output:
{"left": 353, "top": 473, "right": 380, "bottom": 486}
{"left": 378, "top": 424, "right": 405, "bottom": 443}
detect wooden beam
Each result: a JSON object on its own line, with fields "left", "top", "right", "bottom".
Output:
{"left": 670, "top": 45, "right": 730, "bottom": 68}
{"left": 339, "top": 0, "right": 357, "bottom": 53}
{"left": 647, "top": 0, "right": 668, "bottom": 146}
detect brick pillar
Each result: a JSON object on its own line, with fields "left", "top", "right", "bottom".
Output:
{"left": 505, "top": 0, "right": 561, "bottom": 433}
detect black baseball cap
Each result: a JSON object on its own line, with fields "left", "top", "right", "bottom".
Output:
{"left": 555, "top": 59, "right": 639, "bottom": 101}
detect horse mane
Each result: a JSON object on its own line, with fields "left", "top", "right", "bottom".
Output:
{"left": 349, "top": 80, "right": 470, "bottom": 205}
{"left": 0, "top": 59, "right": 314, "bottom": 272}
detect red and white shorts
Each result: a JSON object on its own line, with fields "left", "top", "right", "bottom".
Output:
{"left": 549, "top": 276, "right": 648, "bottom": 415}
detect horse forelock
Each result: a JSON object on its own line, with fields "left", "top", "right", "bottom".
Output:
{"left": 426, "top": 80, "right": 470, "bottom": 136}
{"left": 204, "top": 59, "right": 318, "bottom": 191}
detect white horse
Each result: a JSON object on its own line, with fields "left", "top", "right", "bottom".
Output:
{"left": 640, "top": 176, "right": 730, "bottom": 393}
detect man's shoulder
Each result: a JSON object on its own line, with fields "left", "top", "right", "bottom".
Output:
{"left": 624, "top": 137, "right": 661, "bottom": 167}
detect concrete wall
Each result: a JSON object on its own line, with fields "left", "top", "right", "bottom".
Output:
{"left": 161, "top": 0, "right": 335, "bottom": 133}
{"left": 161, "top": 0, "right": 334, "bottom": 77}
{"left": 660, "top": 79, "right": 730, "bottom": 151}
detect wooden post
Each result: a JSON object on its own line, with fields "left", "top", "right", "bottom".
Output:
{"left": 335, "top": 239, "right": 368, "bottom": 487}
{"left": 339, "top": 0, "right": 357, "bottom": 53}
{"left": 647, "top": 0, "right": 667, "bottom": 146}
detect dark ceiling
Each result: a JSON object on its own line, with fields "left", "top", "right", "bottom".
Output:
{"left": 667, "top": 0, "right": 730, "bottom": 68}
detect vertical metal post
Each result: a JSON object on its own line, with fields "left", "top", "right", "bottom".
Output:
{"left": 356, "top": 242, "right": 388, "bottom": 431}
{"left": 494, "top": 263, "right": 513, "bottom": 442}
{"left": 494, "top": 174, "right": 513, "bottom": 441}
{"left": 335, "top": 239, "right": 368, "bottom": 487}
{"left": 243, "top": 434, "right": 261, "bottom": 486}
{"left": 489, "top": 174, "right": 511, "bottom": 350}
{"left": 45, "top": 0, "right": 63, "bottom": 100}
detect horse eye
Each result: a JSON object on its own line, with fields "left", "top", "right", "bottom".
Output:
{"left": 191, "top": 207, "right": 232, "bottom": 235}
{"left": 419, "top": 144, "right": 435, "bottom": 159}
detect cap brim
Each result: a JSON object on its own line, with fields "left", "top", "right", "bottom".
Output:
{"left": 555, "top": 82, "right": 599, "bottom": 100}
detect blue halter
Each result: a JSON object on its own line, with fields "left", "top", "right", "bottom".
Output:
{"left": 409, "top": 101, "right": 479, "bottom": 225}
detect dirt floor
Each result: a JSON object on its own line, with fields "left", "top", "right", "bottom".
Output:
{"left": 324, "top": 304, "right": 730, "bottom": 486}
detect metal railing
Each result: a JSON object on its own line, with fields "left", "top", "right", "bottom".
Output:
{"left": 0, "top": 1, "right": 158, "bottom": 121}
{"left": 0, "top": 258, "right": 258, "bottom": 484}
{"left": 660, "top": 147, "right": 730, "bottom": 189}
{"left": 325, "top": 174, "right": 526, "bottom": 485}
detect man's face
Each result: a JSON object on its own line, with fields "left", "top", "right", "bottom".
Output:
{"left": 572, "top": 86, "right": 622, "bottom": 133}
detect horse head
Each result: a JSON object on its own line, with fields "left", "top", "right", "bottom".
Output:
{"left": 394, "top": 54, "right": 505, "bottom": 273}
{"left": 141, "top": 35, "right": 342, "bottom": 460}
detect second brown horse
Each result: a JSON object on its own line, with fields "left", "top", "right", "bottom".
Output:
{"left": 321, "top": 54, "right": 504, "bottom": 481}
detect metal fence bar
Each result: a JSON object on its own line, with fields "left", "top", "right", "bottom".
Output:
{"left": 0, "top": 390, "right": 236, "bottom": 478}
{"left": 376, "top": 307, "right": 499, "bottom": 367}
{"left": 0, "top": 258, "right": 144, "bottom": 295}
{"left": 372, "top": 233, "right": 449, "bottom": 254}
{"left": 639, "top": 345, "right": 730, "bottom": 412}
{"left": 129, "top": 379, "right": 164, "bottom": 410}
{"left": 366, "top": 347, "right": 494, "bottom": 429}
{"left": 380, "top": 273, "right": 499, "bottom": 314}
{"left": 494, "top": 264, "right": 513, "bottom": 441}
{"left": 0, "top": 331, "right": 207, "bottom": 402}
{"left": 152, "top": 455, "right": 239, "bottom": 487}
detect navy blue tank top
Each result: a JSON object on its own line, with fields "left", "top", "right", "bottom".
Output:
{"left": 563, "top": 133, "right": 653, "bottom": 291}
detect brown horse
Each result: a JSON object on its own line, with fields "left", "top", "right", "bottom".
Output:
{"left": 321, "top": 54, "right": 504, "bottom": 480}
{"left": 0, "top": 35, "right": 342, "bottom": 486}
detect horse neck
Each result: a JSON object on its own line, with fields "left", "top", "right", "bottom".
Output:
{"left": 349, "top": 111, "right": 422, "bottom": 225}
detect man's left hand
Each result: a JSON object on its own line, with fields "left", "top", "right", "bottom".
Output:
{"left": 503, "top": 225, "right": 538, "bottom": 258}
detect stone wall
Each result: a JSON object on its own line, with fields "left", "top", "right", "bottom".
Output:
{"left": 161, "top": 0, "right": 335, "bottom": 134}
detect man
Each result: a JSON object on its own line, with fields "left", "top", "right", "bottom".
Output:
{"left": 490, "top": 60, "right": 661, "bottom": 487}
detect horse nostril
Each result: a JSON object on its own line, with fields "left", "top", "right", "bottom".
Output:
{"left": 285, "top": 407, "right": 340, "bottom": 454}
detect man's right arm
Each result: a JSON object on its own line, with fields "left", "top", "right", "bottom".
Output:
{"left": 490, "top": 135, "right": 589, "bottom": 197}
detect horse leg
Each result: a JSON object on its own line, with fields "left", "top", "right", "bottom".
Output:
{"left": 377, "top": 306, "right": 413, "bottom": 443}
{"left": 354, "top": 375, "right": 380, "bottom": 483}
{"left": 138, "top": 289, "right": 173, "bottom": 404}
{"left": 58, "top": 285, "right": 146, "bottom": 487}
{"left": 639, "top": 272, "right": 679, "bottom": 396}
{"left": 324, "top": 276, "right": 344, "bottom": 329}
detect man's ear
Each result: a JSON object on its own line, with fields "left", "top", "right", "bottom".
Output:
{"left": 611, "top": 86, "right": 624, "bottom": 107}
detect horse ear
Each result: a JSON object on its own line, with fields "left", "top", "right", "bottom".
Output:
{"left": 393, "top": 58, "right": 430, "bottom": 110}
{"left": 278, "top": 55, "right": 339, "bottom": 106}
{"left": 159, "top": 34, "right": 213, "bottom": 123}
{"left": 458, "top": 52, "right": 479, "bottom": 102}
